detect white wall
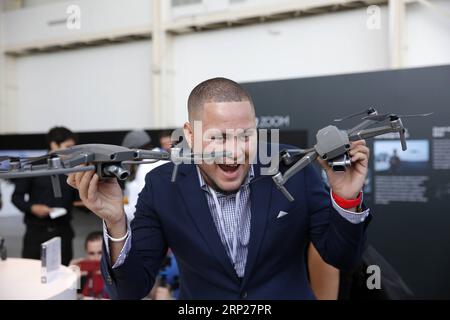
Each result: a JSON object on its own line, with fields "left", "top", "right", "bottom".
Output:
{"left": 405, "top": 0, "right": 450, "bottom": 67}
{"left": 23, "top": 0, "right": 65, "bottom": 8}
{"left": 171, "top": 6, "right": 390, "bottom": 125}
{"left": 0, "top": 4, "right": 10, "bottom": 133}
{"left": 3, "top": 0, "right": 152, "bottom": 49}
{"left": 1, "top": 1, "right": 450, "bottom": 132}
{"left": 12, "top": 40, "right": 153, "bottom": 133}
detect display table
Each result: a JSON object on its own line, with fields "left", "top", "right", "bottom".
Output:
{"left": 0, "top": 258, "right": 77, "bottom": 300}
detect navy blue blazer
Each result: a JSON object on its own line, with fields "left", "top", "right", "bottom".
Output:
{"left": 102, "top": 153, "right": 370, "bottom": 300}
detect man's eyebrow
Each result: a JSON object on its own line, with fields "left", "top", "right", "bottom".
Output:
{"left": 205, "top": 127, "right": 256, "bottom": 136}
{"left": 224, "top": 129, "right": 255, "bottom": 135}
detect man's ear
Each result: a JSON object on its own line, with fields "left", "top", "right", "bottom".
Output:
{"left": 183, "top": 122, "right": 193, "bottom": 149}
{"left": 50, "top": 141, "right": 59, "bottom": 151}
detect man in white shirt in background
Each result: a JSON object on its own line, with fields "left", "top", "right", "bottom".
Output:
{"left": 121, "top": 130, "right": 168, "bottom": 222}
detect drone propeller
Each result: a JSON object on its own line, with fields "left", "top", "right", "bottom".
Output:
{"left": 362, "top": 112, "right": 433, "bottom": 122}
{"left": 334, "top": 107, "right": 378, "bottom": 122}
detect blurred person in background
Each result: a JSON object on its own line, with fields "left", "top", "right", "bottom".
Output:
{"left": 12, "top": 126, "right": 78, "bottom": 266}
{"left": 158, "top": 130, "right": 174, "bottom": 152}
{"left": 148, "top": 249, "right": 180, "bottom": 300}
{"left": 122, "top": 130, "right": 168, "bottom": 222}
{"left": 122, "top": 130, "right": 179, "bottom": 299}
{"left": 71, "top": 231, "right": 103, "bottom": 265}
{"left": 71, "top": 231, "right": 108, "bottom": 299}
{"left": 308, "top": 243, "right": 340, "bottom": 300}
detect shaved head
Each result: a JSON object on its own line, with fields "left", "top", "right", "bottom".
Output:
{"left": 188, "top": 77, "right": 255, "bottom": 121}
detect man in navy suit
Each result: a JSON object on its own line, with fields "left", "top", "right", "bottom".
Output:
{"left": 67, "top": 77, "right": 371, "bottom": 299}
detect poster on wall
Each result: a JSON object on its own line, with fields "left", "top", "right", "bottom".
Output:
{"left": 373, "top": 139, "right": 430, "bottom": 205}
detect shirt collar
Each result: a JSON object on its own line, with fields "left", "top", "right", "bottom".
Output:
{"left": 197, "top": 165, "right": 255, "bottom": 193}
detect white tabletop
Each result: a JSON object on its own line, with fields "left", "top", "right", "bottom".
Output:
{"left": 0, "top": 258, "right": 77, "bottom": 300}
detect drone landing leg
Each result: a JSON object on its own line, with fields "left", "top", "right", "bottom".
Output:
{"left": 399, "top": 128, "right": 407, "bottom": 151}
{"left": 171, "top": 164, "right": 179, "bottom": 183}
{"left": 51, "top": 174, "right": 62, "bottom": 198}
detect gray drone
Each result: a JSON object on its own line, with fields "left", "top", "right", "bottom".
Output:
{"left": 271, "top": 107, "right": 432, "bottom": 202}
{"left": 0, "top": 144, "right": 226, "bottom": 198}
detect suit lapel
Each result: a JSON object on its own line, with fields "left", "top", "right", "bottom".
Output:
{"left": 176, "top": 164, "right": 239, "bottom": 282}
{"left": 241, "top": 163, "right": 273, "bottom": 288}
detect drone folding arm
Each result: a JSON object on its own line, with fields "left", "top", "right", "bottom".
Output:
{"left": 0, "top": 161, "right": 96, "bottom": 179}
{"left": 348, "top": 118, "right": 407, "bottom": 150}
{"left": 122, "top": 150, "right": 171, "bottom": 165}
{"left": 255, "top": 148, "right": 314, "bottom": 179}
{"left": 133, "top": 149, "right": 171, "bottom": 161}
{"left": 61, "top": 153, "right": 95, "bottom": 168}
{"left": 1, "top": 153, "right": 97, "bottom": 198}
{"left": 279, "top": 148, "right": 313, "bottom": 166}
{"left": 347, "top": 118, "right": 378, "bottom": 135}
{"left": 272, "top": 150, "right": 318, "bottom": 202}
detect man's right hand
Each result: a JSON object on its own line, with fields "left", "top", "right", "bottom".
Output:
{"left": 66, "top": 170, "right": 125, "bottom": 226}
{"left": 31, "top": 204, "right": 51, "bottom": 218}
{"left": 67, "top": 169, "right": 128, "bottom": 265}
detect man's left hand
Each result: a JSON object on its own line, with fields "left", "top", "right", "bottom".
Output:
{"left": 318, "top": 140, "right": 370, "bottom": 199}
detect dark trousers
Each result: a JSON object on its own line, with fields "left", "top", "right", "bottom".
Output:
{"left": 22, "top": 223, "right": 74, "bottom": 266}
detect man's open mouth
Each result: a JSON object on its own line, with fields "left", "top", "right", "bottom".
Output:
{"left": 218, "top": 164, "right": 240, "bottom": 173}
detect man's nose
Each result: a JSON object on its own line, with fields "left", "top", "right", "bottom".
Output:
{"left": 225, "top": 138, "right": 245, "bottom": 163}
